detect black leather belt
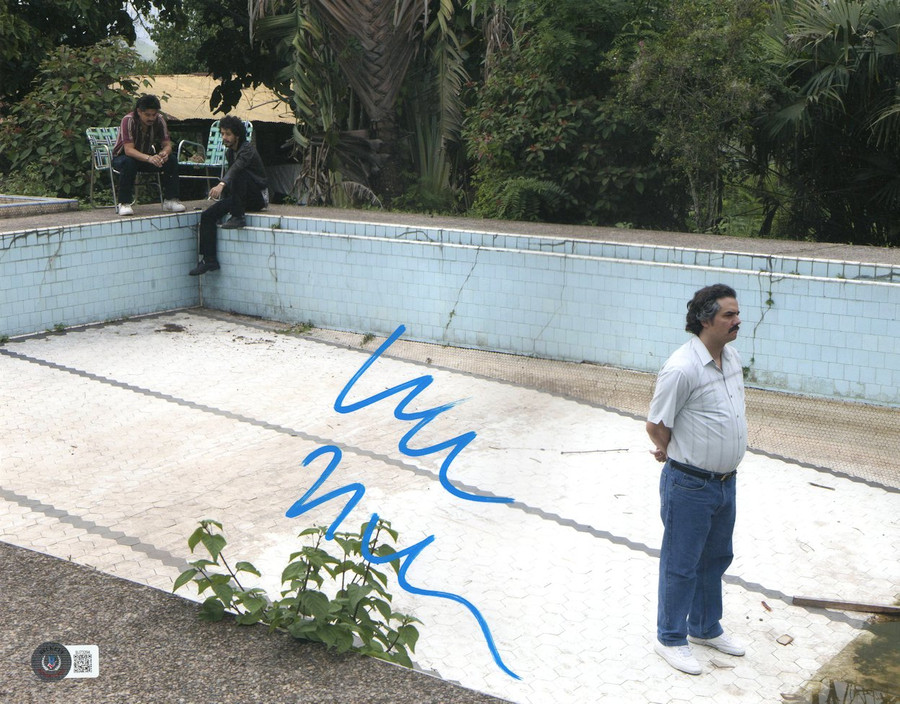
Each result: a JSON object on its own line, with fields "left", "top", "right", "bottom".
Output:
{"left": 669, "top": 458, "right": 736, "bottom": 482}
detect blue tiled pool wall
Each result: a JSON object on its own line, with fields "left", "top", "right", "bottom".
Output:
{"left": 2, "top": 213, "right": 898, "bottom": 406}
{"left": 254, "top": 215, "right": 900, "bottom": 283}
{"left": 1, "top": 215, "right": 198, "bottom": 336}
{"left": 201, "top": 215, "right": 898, "bottom": 406}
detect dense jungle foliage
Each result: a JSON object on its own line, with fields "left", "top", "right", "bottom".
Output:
{"left": 1, "top": 0, "right": 899, "bottom": 245}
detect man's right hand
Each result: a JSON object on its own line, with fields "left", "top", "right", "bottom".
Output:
{"left": 645, "top": 420, "right": 671, "bottom": 463}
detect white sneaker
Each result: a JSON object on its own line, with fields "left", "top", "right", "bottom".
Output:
{"left": 688, "top": 633, "right": 746, "bottom": 656}
{"left": 163, "top": 199, "right": 186, "bottom": 213}
{"left": 654, "top": 642, "right": 702, "bottom": 675}
{"left": 117, "top": 203, "right": 134, "bottom": 216}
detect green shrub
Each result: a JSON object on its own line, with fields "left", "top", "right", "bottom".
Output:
{"left": 0, "top": 39, "right": 146, "bottom": 199}
{"left": 175, "top": 519, "right": 422, "bottom": 667}
{"left": 0, "top": 162, "right": 47, "bottom": 197}
{"left": 462, "top": 0, "right": 686, "bottom": 228}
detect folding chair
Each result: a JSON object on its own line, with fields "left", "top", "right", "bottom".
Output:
{"left": 176, "top": 119, "right": 254, "bottom": 189}
{"left": 86, "top": 127, "right": 163, "bottom": 208}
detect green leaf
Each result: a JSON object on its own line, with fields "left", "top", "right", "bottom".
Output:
{"left": 288, "top": 619, "right": 319, "bottom": 639}
{"left": 329, "top": 560, "right": 357, "bottom": 578}
{"left": 211, "top": 582, "right": 234, "bottom": 605}
{"left": 235, "top": 611, "right": 263, "bottom": 625}
{"left": 397, "top": 624, "right": 420, "bottom": 651}
{"left": 172, "top": 568, "right": 198, "bottom": 592}
{"left": 281, "top": 560, "right": 309, "bottom": 583}
{"left": 235, "top": 561, "right": 261, "bottom": 577}
{"left": 345, "top": 583, "right": 372, "bottom": 612}
{"left": 187, "top": 526, "right": 207, "bottom": 553}
{"left": 198, "top": 597, "right": 226, "bottom": 622}
{"left": 238, "top": 594, "right": 269, "bottom": 613}
{"left": 389, "top": 644, "right": 413, "bottom": 668}
{"left": 201, "top": 533, "right": 227, "bottom": 560}
{"left": 303, "top": 546, "right": 339, "bottom": 569}
{"left": 371, "top": 597, "right": 392, "bottom": 622}
{"left": 316, "top": 624, "right": 355, "bottom": 652}
{"left": 298, "top": 590, "right": 332, "bottom": 620}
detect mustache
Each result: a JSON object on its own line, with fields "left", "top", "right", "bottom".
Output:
{"left": 729, "top": 324, "right": 740, "bottom": 333}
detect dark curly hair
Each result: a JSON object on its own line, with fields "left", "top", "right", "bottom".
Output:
{"left": 219, "top": 115, "right": 247, "bottom": 146}
{"left": 685, "top": 284, "right": 737, "bottom": 336}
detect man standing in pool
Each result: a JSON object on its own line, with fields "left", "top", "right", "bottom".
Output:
{"left": 646, "top": 283, "right": 748, "bottom": 675}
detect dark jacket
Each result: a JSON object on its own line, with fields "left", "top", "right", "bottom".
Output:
{"left": 222, "top": 140, "right": 268, "bottom": 189}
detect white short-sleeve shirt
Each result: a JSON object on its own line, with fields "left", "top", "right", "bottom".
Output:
{"left": 648, "top": 336, "right": 747, "bottom": 473}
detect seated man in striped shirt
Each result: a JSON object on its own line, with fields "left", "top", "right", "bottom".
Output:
{"left": 111, "top": 94, "right": 185, "bottom": 216}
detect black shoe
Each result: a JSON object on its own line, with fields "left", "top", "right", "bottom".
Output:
{"left": 189, "top": 260, "right": 220, "bottom": 276}
{"left": 220, "top": 216, "right": 246, "bottom": 229}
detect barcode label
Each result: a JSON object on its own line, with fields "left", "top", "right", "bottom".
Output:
{"left": 64, "top": 645, "right": 99, "bottom": 678}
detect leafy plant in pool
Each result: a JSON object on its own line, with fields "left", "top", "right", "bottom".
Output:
{"left": 174, "top": 518, "right": 421, "bottom": 667}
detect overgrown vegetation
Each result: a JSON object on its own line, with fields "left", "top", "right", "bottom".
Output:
{"left": 3, "top": 0, "right": 900, "bottom": 245}
{"left": 0, "top": 39, "right": 144, "bottom": 199}
{"left": 759, "top": 0, "right": 900, "bottom": 245}
{"left": 175, "top": 519, "right": 422, "bottom": 667}
{"left": 464, "top": 0, "right": 687, "bottom": 228}
{"left": 623, "top": 0, "right": 774, "bottom": 233}
{"left": 0, "top": 0, "right": 176, "bottom": 107}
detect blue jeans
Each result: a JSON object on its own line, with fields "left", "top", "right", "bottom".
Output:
{"left": 657, "top": 461, "right": 736, "bottom": 645}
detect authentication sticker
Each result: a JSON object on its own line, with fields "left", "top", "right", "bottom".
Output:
{"left": 65, "top": 644, "right": 100, "bottom": 678}
{"left": 31, "top": 642, "right": 99, "bottom": 680}
{"left": 31, "top": 642, "right": 71, "bottom": 681}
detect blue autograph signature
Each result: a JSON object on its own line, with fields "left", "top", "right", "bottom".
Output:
{"left": 285, "top": 325, "right": 520, "bottom": 679}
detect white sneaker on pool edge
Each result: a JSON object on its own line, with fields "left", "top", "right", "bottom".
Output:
{"left": 163, "top": 199, "right": 186, "bottom": 212}
{"left": 654, "top": 642, "right": 702, "bottom": 675}
{"left": 117, "top": 203, "right": 133, "bottom": 216}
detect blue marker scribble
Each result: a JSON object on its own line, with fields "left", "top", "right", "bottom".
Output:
{"left": 285, "top": 449, "right": 521, "bottom": 678}
{"left": 284, "top": 445, "right": 364, "bottom": 539}
{"left": 286, "top": 325, "right": 520, "bottom": 679}
{"left": 359, "top": 513, "right": 521, "bottom": 680}
{"left": 334, "top": 325, "right": 513, "bottom": 504}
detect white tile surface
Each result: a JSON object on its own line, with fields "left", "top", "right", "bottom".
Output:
{"left": 1, "top": 310, "right": 898, "bottom": 703}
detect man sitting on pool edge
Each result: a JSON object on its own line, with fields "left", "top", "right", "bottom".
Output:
{"left": 190, "top": 115, "right": 268, "bottom": 276}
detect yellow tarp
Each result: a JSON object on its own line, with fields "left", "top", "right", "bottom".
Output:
{"left": 134, "top": 74, "right": 295, "bottom": 124}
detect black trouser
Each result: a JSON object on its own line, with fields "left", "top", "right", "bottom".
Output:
{"left": 198, "top": 171, "right": 266, "bottom": 261}
{"left": 112, "top": 154, "right": 180, "bottom": 204}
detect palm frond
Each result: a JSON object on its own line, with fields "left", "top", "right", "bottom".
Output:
{"left": 493, "top": 177, "right": 567, "bottom": 221}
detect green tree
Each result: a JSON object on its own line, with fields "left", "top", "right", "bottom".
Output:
{"left": 249, "top": 0, "right": 468, "bottom": 204}
{"left": 0, "top": 40, "right": 144, "bottom": 198}
{"left": 623, "top": 0, "right": 774, "bottom": 233}
{"left": 463, "top": 0, "right": 686, "bottom": 226}
{"left": 762, "top": 0, "right": 900, "bottom": 245}
{"left": 0, "top": 0, "right": 179, "bottom": 109}
{"left": 144, "top": 3, "right": 211, "bottom": 74}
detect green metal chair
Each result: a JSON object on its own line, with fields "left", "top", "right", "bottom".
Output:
{"left": 176, "top": 119, "right": 254, "bottom": 189}
{"left": 86, "top": 126, "right": 164, "bottom": 208}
